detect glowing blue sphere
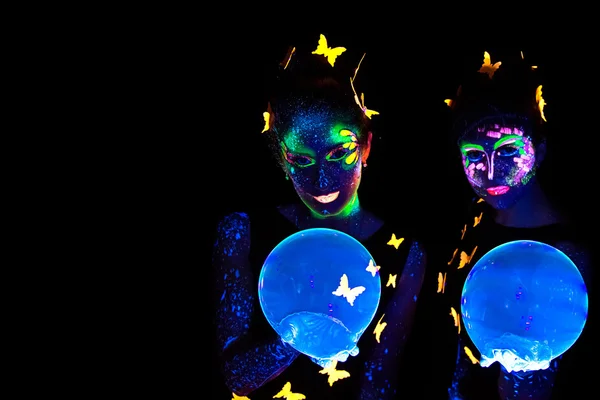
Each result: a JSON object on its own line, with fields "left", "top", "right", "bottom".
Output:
{"left": 258, "top": 228, "right": 381, "bottom": 366}
{"left": 461, "top": 240, "right": 588, "bottom": 373}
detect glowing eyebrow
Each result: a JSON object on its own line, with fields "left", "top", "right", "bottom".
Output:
{"left": 281, "top": 135, "right": 316, "bottom": 156}
{"left": 493, "top": 134, "right": 524, "bottom": 150}
{"left": 460, "top": 143, "right": 484, "bottom": 154}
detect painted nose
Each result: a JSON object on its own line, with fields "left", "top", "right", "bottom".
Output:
{"left": 487, "top": 153, "right": 494, "bottom": 180}
{"left": 316, "top": 167, "right": 329, "bottom": 189}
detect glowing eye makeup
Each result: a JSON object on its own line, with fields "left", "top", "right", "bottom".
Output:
{"left": 326, "top": 146, "right": 352, "bottom": 161}
{"left": 282, "top": 128, "right": 360, "bottom": 168}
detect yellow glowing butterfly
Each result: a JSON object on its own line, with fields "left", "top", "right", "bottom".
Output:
{"left": 319, "top": 360, "right": 351, "bottom": 386}
{"left": 262, "top": 112, "right": 270, "bottom": 133}
{"left": 262, "top": 103, "right": 274, "bottom": 133}
{"left": 349, "top": 53, "right": 379, "bottom": 119}
{"left": 536, "top": 85, "right": 547, "bottom": 122}
{"left": 477, "top": 198, "right": 484, "bottom": 203}
{"left": 358, "top": 92, "right": 379, "bottom": 119}
{"left": 312, "top": 34, "right": 346, "bottom": 67}
{"left": 444, "top": 99, "right": 453, "bottom": 107}
{"left": 473, "top": 212, "right": 483, "bottom": 227}
{"left": 366, "top": 259, "right": 380, "bottom": 277}
{"left": 460, "top": 224, "right": 467, "bottom": 240}
{"left": 373, "top": 314, "right": 387, "bottom": 343}
{"left": 386, "top": 273, "right": 397, "bottom": 288}
{"left": 458, "top": 246, "right": 478, "bottom": 270}
{"left": 273, "top": 382, "right": 306, "bottom": 400}
{"left": 450, "top": 307, "right": 461, "bottom": 334}
{"left": 478, "top": 51, "right": 501, "bottom": 79}
{"left": 437, "top": 272, "right": 446, "bottom": 293}
{"left": 387, "top": 233, "right": 404, "bottom": 249}
{"left": 464, "top": 346, "right": 479, "bottom": 364}
{"left": 448, "top": 248, "right": 458, "bottom": 265}
{"left": 232, "top": 393, "right": 251, "bottom": 400}
{"left": 332, "top": 274, "right": 365, "bottom": 306}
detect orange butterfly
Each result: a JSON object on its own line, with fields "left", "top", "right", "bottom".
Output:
{"left": 473, "top": 212, "right": 483, "bottom": 227}
{"left": 464, "top": 346, "right": 479, "bottom": 364}
{"left": 450, "top": 307, "right": 461, "bottom": 334}
{"left": 448, "top": 248, "right": 458, "bottom": 265}
{"left": 478, "top": 51, "right": 501, "bottom": 78}
{"left": 437, "top": 272, "right": 446, "bottom": 293}
{"left": 458, "top": 246, "right": 478, "bottom": 270}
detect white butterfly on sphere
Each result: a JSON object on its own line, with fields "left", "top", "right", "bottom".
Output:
{"left": 332, "top": 274, "right": 365, "bottom": 306}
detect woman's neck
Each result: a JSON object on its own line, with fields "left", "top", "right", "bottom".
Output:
{"left": 306, "top": 195, "right": 364, "bottom": 232}
{"left": 281, "top": 195, "right": 382, "bottom": 240}
{"left": 494, "top": 181, "right": 562, "bottom": 228}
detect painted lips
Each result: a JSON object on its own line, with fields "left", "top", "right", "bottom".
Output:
{"left": 487, "top": 186, "right": 510, "bottom": 196}
{"left": 313, "top": 191, "right": 340, "bottom": 203}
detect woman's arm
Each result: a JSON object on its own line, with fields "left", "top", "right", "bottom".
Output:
{"left": 497, "top": 361, "right": 559, "bottom": 400}
{"left": 212, "top": 212, "right": 299, "bottom": 396}
{"left": 359, "top": 240, "right": 427, "bottom": 399}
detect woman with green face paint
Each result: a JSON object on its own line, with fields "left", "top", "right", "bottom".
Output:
{"left": 433, "top": 50, "right": 595, "bottom": 400}
{"left": 211, "top": 35, "right": 428, "bottom": 399}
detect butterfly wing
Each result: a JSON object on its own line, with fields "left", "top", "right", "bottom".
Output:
{"left": 312, "top": 34, "right": 328, "bottom": 56}
{"left": 364, "top": 109, "right": 379, "bottom": 118}
{"left": 274, "top": 382, "right": 291, "bottom": 398}
{"left": 328, "top": 369, "right": 351, "bottom": 385}
{"left": 482, "top": 51, "right": 491, "bottom": 66}
{"left": 345, "top": 285, "right": 366, "bottom": 306}
{"left": 458, "top": 251, "right": 468, "bottom": 269}
{"left": 332, "top": 274, "right": 349, "bottom": 296}
{"left": 262, "top": 112, "right": 270, "bottom": 133}
{"left": 325, "top": 46, "right": 346, "bottom": 66}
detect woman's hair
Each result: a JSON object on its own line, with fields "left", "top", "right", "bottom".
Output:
{"left": 448, "top": 50, "right": 547, "bottom": 145}
{"left": 262, "top": 39, "right": 374, "bottom": 159}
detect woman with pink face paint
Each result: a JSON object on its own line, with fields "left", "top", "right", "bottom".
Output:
{"left": 433, "top": 50, "right": 595, "bottom": 400}
{"left": 211, "top": 35, "right": 427, "bottom": 400}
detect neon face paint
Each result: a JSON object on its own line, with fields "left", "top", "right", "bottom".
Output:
{"left": 459, "top": 125, "right": 537, "bottom": 209}
{"left": 281, "top": 107, "right": 363, "bottom": 218}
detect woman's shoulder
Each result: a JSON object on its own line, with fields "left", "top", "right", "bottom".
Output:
{"left": 213, "top": 211, "right": 253, "bottom": 254}
{"left": 215, "top": 211, "right": 251, "bottom": 235}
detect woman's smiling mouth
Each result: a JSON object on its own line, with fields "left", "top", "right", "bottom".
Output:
{"left": 313, "top": 191, "right": 340, "bottom": 203}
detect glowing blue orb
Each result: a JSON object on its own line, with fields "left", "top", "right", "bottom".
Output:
{"left": 258, "top": 228, "right": 381, "bottom": 366}
{"left": 461, "top": 240, "right": 588, "bottom": 373}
